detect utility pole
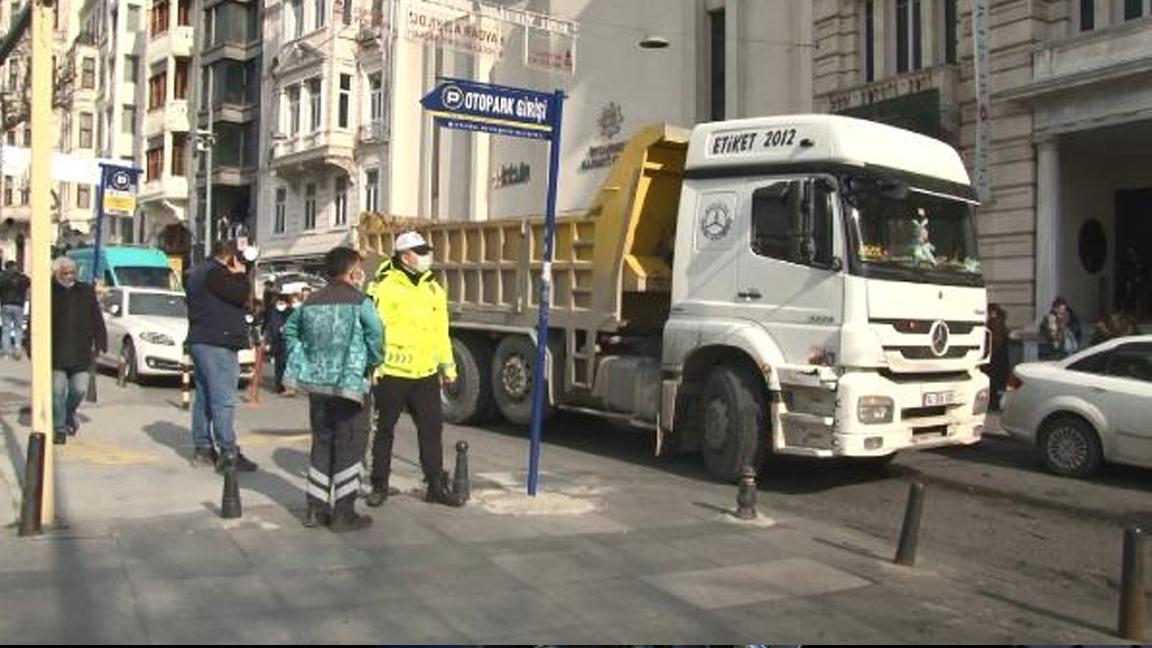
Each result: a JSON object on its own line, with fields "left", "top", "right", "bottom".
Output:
{"left": 200, "top": 64, "right": 214, "bottom": 259}
{"left": 29, "top": 0, "right": 55, "bottom": 525}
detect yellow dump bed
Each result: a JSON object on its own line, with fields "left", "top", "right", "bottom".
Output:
{"left": 357, "top": 123, "right": 690, "bottom": 335}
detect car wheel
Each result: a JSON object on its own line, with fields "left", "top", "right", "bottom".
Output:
{"left": 1038, "top": 415, "right": 1103, "bottom": 478}
{"left": 700, "top": 364, "right": 767, "bottom": 483}
{"left": 121, "top": 339, "right": 139, "bottom": 384}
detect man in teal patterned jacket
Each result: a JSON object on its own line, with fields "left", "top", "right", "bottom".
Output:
{"left": 283, "top": 247, "right": 384, "bottom": 532}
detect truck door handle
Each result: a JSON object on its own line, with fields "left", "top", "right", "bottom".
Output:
{"left": 737, "top": 289, "right": 762, "bottom": 300}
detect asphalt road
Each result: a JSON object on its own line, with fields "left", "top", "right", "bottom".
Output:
{"left": 131, "top": 373, "right": 1150, "bottom": 630}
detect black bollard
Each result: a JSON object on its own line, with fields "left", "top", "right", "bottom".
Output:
{"left": 734, "top": 465, "right": 757, "bottom": 520}
{"left": 18, "top": 432, "right": 45, "bottom": 536}
{"left": 895, "top": 481, "right": 926, "bottom": 566}
{"left": 1118, "top": 526, "right": 1146, "bottom": 640}
{"left": 180, "top": 348, "right": 192, "bottom": 410}
{"left": 452, "top": 441, "right": 470, "bottom": 502}
{"left": 221, "top": 466, "right": 242, "bottom": 519}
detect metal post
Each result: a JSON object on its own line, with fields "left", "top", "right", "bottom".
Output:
{"left": 18, "top": 432, "right": 45, "bottom": 536}
{"left": 203, "top": 65, "right": 214, "bottom": 259}
{"left": 91, "top": 165, "right": 108, "bottom": 284}
{"left": 895, "top": 482, "right": 926, "bottom": 566}
{"left": 1119, "top": 526, "right": 1146, "bottom": 640}
{"left": 29, "top": 0, "right": 54, "bottom": 527}
{"left": 526, "top": 90, "right": 565, "bottom": 497}
{"left": 735, "top": 465, "right": 757, "bottom": 520}
{"left": 180, "top": 344, "right": 192, "bottom": 409}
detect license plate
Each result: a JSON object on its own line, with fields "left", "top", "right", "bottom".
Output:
{"left": 922, "top": 390, "right": 956, "bottom": 407}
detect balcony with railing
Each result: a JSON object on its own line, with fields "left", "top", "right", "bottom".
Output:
{"left": 358, "top": 120, "right": 387, "bottom": 144}
{"left": 270, "top": 129, "right": 356, "bottom": 177}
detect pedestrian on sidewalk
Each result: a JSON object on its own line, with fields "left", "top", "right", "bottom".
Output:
{"left": 283, "top": 247, "right": 383, "bottom": 532}
{"left": 261, "top": 293, "right": 293, "bottom": 395}
{"left": 0, "top": 260, "right": 30, "bottom": 359}
{"left": 365, "top": 231, "right": 464, "bottom": 508}
{"left": 50, "top": 257, "right": 106, "bottom": 444}
{"left": 984, "top": 303, "right": 1010, "bottom": 411}
{"left": 185, "top": 240, "right": 258, "bottom": 472}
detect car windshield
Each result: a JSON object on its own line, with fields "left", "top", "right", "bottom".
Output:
{"left": 129, "top": 293, "right": 187, "bottom": 318}
{"left": 116, "top": 266, "right": 180, "bottom": 290}
{"left": 845, "top": 174, "right": 983, "bottom": 287}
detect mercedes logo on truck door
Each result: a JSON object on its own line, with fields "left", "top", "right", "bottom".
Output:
{"left": 929, "top": 320, "right": 951, "bottom": 357}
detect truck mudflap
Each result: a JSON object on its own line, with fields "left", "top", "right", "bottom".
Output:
{"left": 770, "top": 368, "right": 988, "bottom": 458}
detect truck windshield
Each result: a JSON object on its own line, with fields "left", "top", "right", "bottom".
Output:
{"left": 846, "top": 176, "right": 983, "bottom": 287}
{"left": 116, "top": 266, "right": 180, "bottom": 290}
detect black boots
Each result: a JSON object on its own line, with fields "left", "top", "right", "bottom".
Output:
{"left": 425, "top": 471, "right": 465, "bottom": 508}
{"left": 329, "top": 509, "right": 373, "bottom": 533}
{"left": 303, "top": 503, "right": 331, "bottom": 528}
{"left": 215, "top": 450, "right": 258, "bottom": 474}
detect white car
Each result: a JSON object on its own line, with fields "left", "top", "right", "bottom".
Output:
{"left": 1001, "top": 334, "right": 1152, "bottom": 477}
{"left": 96, "top": 288, "right": 256, "bottom": 383}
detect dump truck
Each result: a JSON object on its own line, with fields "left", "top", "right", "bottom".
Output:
{"left": 358, "top": 115, "right": 990, "bottom": 482}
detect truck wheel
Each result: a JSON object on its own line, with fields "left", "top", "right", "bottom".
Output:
{"left": 491, "top": 335, "right": 552, "bottom": 426}
{"left": 701, "top": 365, "right": 767, "bottom": 483}
{"left": 443, "top": 335, "right": 497, "bottom": 425}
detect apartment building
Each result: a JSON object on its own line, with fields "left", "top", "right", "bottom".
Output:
{"left": 137, "top": 0, "right": 194, "bottom": 248}
{"left": 257, "top": 0, "right": 813, "bottom": 269}
{"left": 814, "top": 0, "right": 1152, "bottom": 327}
{"left": 191, "top": 0, "right": 262, "bottom": 257}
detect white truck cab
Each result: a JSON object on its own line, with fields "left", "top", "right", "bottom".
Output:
{"left": 664, "top": 114, "right": 989, "bottom": 477}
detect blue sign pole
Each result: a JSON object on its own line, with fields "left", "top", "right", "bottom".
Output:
{"left": 90, "top": 164, "right": 109, "bottom": 284}
{"left": 527, "top": 89, "right": 566, "bottom": 498}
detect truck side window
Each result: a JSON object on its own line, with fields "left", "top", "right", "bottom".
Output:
{"left": 813, "top": 181, "right": 835, "bottom": 266}
{"left": 751, "top": 180, "right": 805, "bottom": 264}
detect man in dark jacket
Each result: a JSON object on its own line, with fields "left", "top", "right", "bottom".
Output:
{"left": 261, "top": 292, "right": 293, "bottom": 394}
{"left": 51, "top": 256, "right": 107, "bottom": 444}
{"left": 0, "top": 260, "right": 30, "bottom": 359}
{"left": 186, "top": 240, "right": 257, "bottom": 471}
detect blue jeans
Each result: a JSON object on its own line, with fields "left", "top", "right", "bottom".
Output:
{"left": 190, "top": 344, "right": 239, "bottom": 454}
{"left": 1, "top": 304, "right": 23, "bottom": 357}
{"left": 53, "top": 369, "right": 89, "bottom": 434}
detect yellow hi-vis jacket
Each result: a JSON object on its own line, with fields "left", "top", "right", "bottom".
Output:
{"left": 367, "top": 260, "right": 457, "bottom": 381}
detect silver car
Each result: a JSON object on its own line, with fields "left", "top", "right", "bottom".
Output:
{"left": 1001, "top": 334, "right": 1152, "bottom": 477}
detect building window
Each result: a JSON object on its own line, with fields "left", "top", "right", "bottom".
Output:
{"left": 1124, "top": 0, "right": 1143, "bottom": 20}
{"left": 274, "top": 187, "right": 286, "bottom": 233}
{"left": 146, "top": 146, "right": 163, "bottom": 180}
{"left": 290, "top": 0, "right": 303, "bottom": 38}
{"left": 303, "top": 183, "right": 317, "bottom": 230}
{"left": 176, "top": 0, "right": 189, "bottom": 25}
{"left": 863, "top": 0, "right": 876, "bottom": 82}
{"left": 79, "top": 112, "right": 94, "bottom": 148}
{"left": 22, "top": 124, "right": 29, "bottom": 146}
{"left": 314, "top": 0, "right": 326, "bottom": 29}
{"left": 334, "top": 176, "right": 348, "bottom": 226}
{"left": 148, "top": 71, "right": 166, "bottom": 110}
{"left": 122, "top": 105, "right": 136, "bottom": 134}
{"left": 308, "top": 78, "right": 321, "bottom": 131}
{"left": 81, "top": 57, "right": 95, "bottom": 89}
{"left": 7, "top": 61, "right": 16, "bottom": 90}
{"left": 338, "top": 74, "right": 350, "bottom": 129}
{"left": 364, "top": 168, "right": 378, "bottom": 213}
{"left": 342, "top": 0, "right": 351, "bottom": 25}
{"left": 127, "top": 4, "right": 141, "bottom": 31}
{"left": 369, "top": 72, "right": 383, "bottom": 122}
{"left": 3, "top": 183, "right": 10, "bottom": 206}
{"left": 171, "top": 133, "right": 187, "bottom": 176}
{"left": 895, "top": 0, "right": 923, "bottom": 74}
{"left": 1078, "top": 0, "right": 1095, "bottom": 30}
{"left": 77, "top": 185, "right": 91, "bottom": 209}
{"left": 943, "top": 0, "right": 957, "bottom": 64}
{"left": 708, "top": 9, "right": 725, "bottom": 121}
{"left": 125, "top": 55, "right": 138, "bottom": 83}
{"left": 287, "top": 85, "right": 301, "bottom": 135}
{"left": 174, "top": 58, "right": 189, "bottom": 99}
{"left": 150, "top": 0, "right": 169, "bottom": 36}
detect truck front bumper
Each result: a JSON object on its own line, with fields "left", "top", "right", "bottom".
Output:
{"left": 775, "top": 369, "right": 989, "bottom": 458}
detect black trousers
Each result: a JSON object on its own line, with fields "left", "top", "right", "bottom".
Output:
{"left": 371, "top": 375, "right": 444, "bottom": 489}
{"left": 273, "top": 345, "right": 288, "bottom": 391}
{"left": 307, "top": 394, "right": 369, "bottom": 514}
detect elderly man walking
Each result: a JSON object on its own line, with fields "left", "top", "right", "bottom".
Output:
{"left": 50, "top": 256, "right": 106, "bottom": 444}
{"left": 283, "top": 247, "right": 383, "bottom": 531}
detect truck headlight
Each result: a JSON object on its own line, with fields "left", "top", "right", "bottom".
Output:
{"left": 858, "top": 396, "right": 894, "bottom": 424}
{"left": 139, "top": 331, "right": 176, "bottom": 346}
{"left": 973, "top": 388, "right": 990, "bottom": 416}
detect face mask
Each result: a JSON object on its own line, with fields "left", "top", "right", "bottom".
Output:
{"left": 275, "top": 303, "right": 288, "bottom": 312}
{"left": 413, "top": 254, "right": 433, "bottom": 273}
{"left": 57, "top": 274, "right": 76, "bottom": 288}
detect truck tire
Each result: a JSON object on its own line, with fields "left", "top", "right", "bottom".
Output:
{"left": 442, "top": 335, "right": 497, "bottom": 425}
{"left": 701, "top": 364, "right": 767, "bottom": 483}
{"left": 491, "top": 335, "right": 552, "bottom": 426}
